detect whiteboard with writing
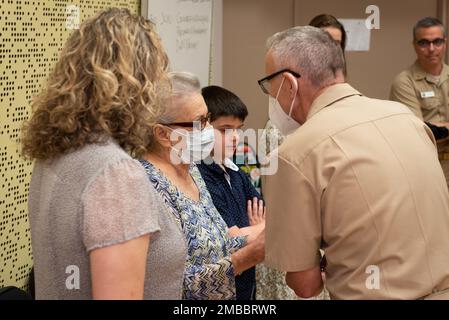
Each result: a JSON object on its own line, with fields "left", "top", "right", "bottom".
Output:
{"left": 142, "top": 0, "right": 213, "bottom": 86}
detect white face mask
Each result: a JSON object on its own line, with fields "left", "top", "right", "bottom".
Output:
{"left": 170, "top": 126, "right": 215, "bottom": 164}
{"left": 268, "top": 76, "right": 301, "bottom": 136}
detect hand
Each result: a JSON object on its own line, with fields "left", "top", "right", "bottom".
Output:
{"left": 252, "top": 229, "right": 265, "bottom": 263}
{"left": 244, "top": 223, "right": 264, "bottom": 244}
{"left": 228, "top": 225, "right": 242, "bottom": 238}
{"left": 431, "top": 121, "right": 449, "bottom": 131}
{"left": 247, "top": 197, "right": 266, "bottom": 226}
{"left": 229, "top": 223, "right": 264, "bottom": 244}
{"left": 231, "top": 229, "right": 265, "bottom": 275}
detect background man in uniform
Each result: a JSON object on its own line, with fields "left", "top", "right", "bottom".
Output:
{"left": 260, "top": 26, "right": 449, "bottom": 299}
{"left": 390, "top": 17, "right": 449, "bottom": 186}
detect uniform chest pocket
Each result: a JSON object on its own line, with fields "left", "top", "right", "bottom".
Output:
{"left": 421, "top": 96, "right": 440, "bottom": 110}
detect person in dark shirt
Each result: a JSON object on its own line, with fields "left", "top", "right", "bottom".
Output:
{"left": 197, "top": 85, "right": 265, "bottom": 300}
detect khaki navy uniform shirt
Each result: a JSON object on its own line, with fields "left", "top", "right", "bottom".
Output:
{"left": 390, "top": 62, "right": 449, "bottom": 187}
{"left": 390, "top": 61, "right": 449, "bottom": 122}
{"left": 263, "top": 83, "right": 449, "bottom": 299}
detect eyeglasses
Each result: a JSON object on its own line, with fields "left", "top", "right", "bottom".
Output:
{"left": 162, "top": 112, "right": 211, "bottom": 130}
{"left": 257, "top": 69, "right": 301, "bottom": 94}
{"left": 416, "top": 38, "right": 446, "bottom": 48}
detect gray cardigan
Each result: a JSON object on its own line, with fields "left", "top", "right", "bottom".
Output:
{"left": 28, "top": 140, "right": 186, "bottom": 299}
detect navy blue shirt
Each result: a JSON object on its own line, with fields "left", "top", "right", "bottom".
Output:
{"left": 197, "top": 159, "right": 262, "bottom": 300}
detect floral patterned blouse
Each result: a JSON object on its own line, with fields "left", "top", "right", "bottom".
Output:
{"left": 140, "top": 160, "right": 246, "bottom": 300}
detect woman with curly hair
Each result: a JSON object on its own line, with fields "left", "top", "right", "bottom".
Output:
{"left": 21, "top": 8, "right": 186, "bottom": 299}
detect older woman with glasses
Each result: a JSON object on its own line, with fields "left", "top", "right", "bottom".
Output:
{"left": 139, "top": 72, "right": 265, "bottom": 300}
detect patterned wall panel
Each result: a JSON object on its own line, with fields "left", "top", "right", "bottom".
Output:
{"left": 0, "top": 0, "right": 140, "bottom": 292}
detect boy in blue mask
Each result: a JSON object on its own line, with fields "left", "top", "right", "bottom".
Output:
{"left": 197, "top": 85, "right": 265, "bottom": 300}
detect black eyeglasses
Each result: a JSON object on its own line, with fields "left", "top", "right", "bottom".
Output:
{"left": 257, "top": 69, "right": 301, "bottom": 94}
{"left": 416, "top": 38, "right": 446, "bottom": 48}
{"left": 162, "top": 112, "right": 211, "bottom": 130}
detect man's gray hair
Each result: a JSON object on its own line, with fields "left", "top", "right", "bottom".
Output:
{"left": 267, "top": 26, "right": 345, "bottom": 88}
{"left": 413, "top": 17, "right": 447, "bottom": 40}
{"left": 160, "top": 71, "right": 202, "bottom": 123}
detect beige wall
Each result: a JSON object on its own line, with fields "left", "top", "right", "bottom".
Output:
{"left": 223, "top": 0, "right": 441, "bottom": 130}
{"left": 211, "top": 0, "right": 223, "bottom": 85}
{"left": 295, "top": 0, "right": 438, "bottom": 100}
{"left": 223, "top": 0, "right": 295, "bottom": 131}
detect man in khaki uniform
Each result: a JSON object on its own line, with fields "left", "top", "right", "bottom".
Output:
{"left": 259, "top": 26, "right": 449, "bottom": 299}
{"left": 390, "top": 17, "right": 449, "bottom": 186}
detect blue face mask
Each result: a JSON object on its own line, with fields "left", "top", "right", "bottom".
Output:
{"left": 169, "top": 126, "right": 215, "bottom": 164}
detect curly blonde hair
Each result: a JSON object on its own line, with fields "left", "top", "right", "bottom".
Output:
{"left": 21, "top": 8, "right": 170, "bottom": 159}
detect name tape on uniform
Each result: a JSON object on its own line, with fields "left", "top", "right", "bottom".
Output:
{"left": 420, "top": 91, "right": 435, "bottom": 99}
